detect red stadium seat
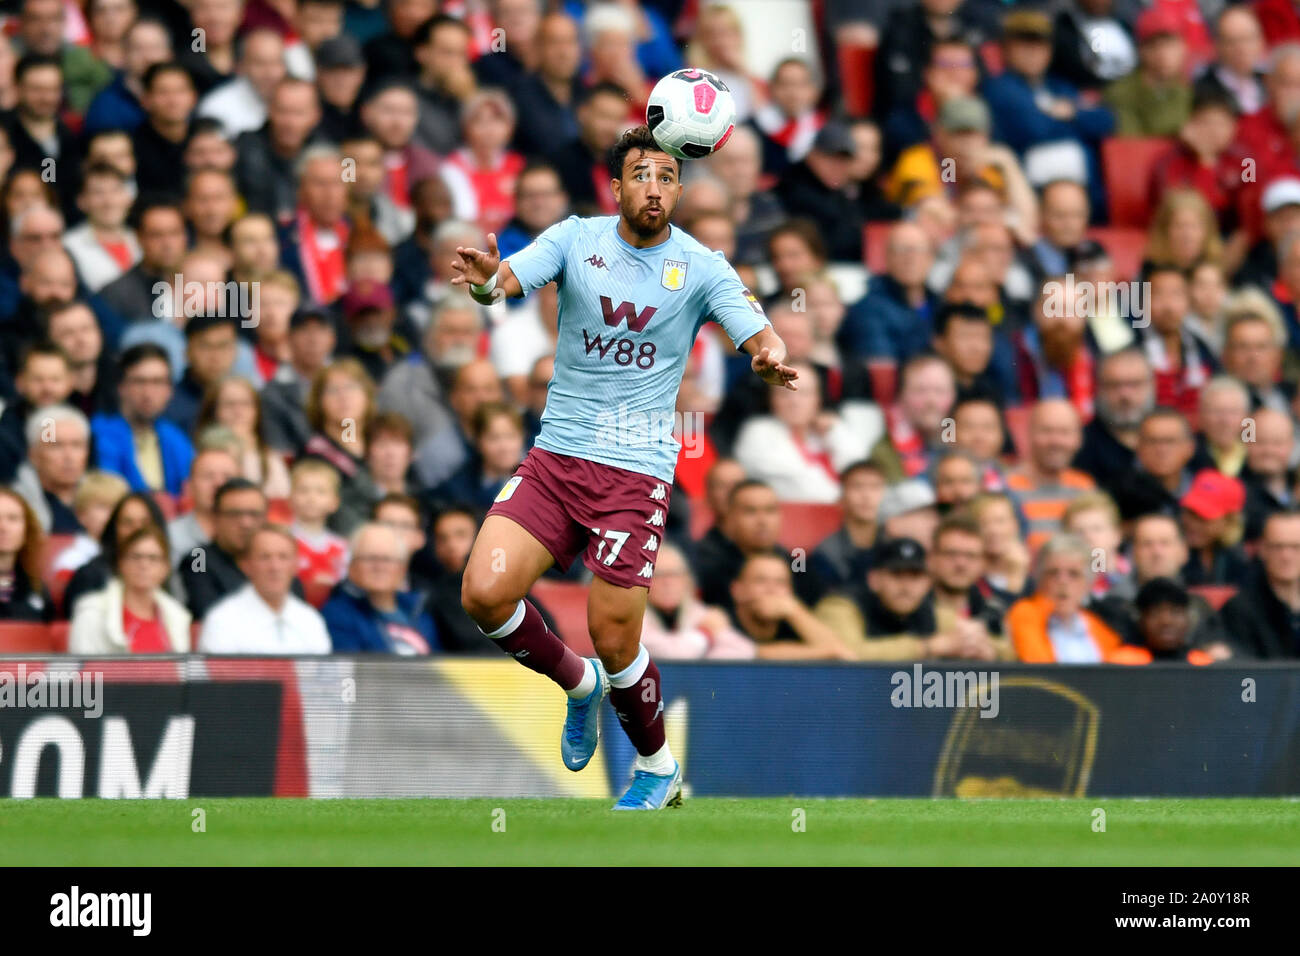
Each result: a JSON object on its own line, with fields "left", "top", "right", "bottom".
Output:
{"left": 1085, "top": 227, "right": 1148, "bottom": 282}
{"left": 1003, "top": 405, "right": 1032, "bottom": 458}
{"left": 1101, "top": 137, "right": 1175, "bottom": 227}
{"left": 49, "top": 621, "right": 69, "bottom": 653}
{"left": 0, "top": 623, "right": 57, "bottom": 653}
{"left": 191, "top": 621, "right": 201, "bottom": 651}
{"left": 1188, "top": 585, "right": 1237, "bottom": 611}
{"left": 863, "top": 221, "right": 892, "bottom": 274}
{"left": 301, "top": 579, "right": 336, "bottom": 609}
{"left": 837, "top": 41, "right": 875, "bottom": 117}
{"left": 689, "top": 504, "right": 716, "bottom": 541}
{"left": 267, "top": 498, "right": 293, "bottom": 524}
{"left": 529, "top": 580, "right": 595, "bottom": 657}
{"left": 777, "top": 503, "right": 843, "bottom": 553}
{"left": 867, "top": 359, "right": 897, "bottom": 407}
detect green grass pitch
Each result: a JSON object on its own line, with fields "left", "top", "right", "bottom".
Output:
{"left": 1, "top": 798, "right": 1297, "bottom": 865}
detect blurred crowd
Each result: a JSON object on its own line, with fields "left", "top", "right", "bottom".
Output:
{"left": 0, "top": 0, "right": 1297, "bottom": 663}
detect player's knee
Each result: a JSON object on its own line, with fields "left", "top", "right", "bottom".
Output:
{"left": 460, "top": 567, "right": 511, "bottom": 623}
{"left": 588, "top": 609, "right": 641, "bottom": 658}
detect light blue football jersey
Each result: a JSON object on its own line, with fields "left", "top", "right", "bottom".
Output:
{"left": 505, "top": 215, "right": 770, "bottom": 483}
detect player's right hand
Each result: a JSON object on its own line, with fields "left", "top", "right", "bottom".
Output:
{"left": 450, "top": 233, "right": 501, "bottom": 287}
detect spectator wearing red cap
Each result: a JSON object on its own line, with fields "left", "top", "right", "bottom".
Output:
{"left": 1179, "top": 468, "right": 1250, "bottom": 586}
{"left": 1104, "top": 7, "right": 1193, "bottom": 137}
{"left": 341, "top": 278, "right": 417, "bottom": 384}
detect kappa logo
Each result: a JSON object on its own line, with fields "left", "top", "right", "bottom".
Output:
{"left": 637, "top": 561, "right": 654, "bottom": 578}
{"left": 585, "top": 254, "right": 607, "bottom": 269}
{"left": 645, "top": 509, "right": 664, "bottom": 527}
{"left": 642, "top": 535, "right": 658, "bottom": 552}
{"left": 649, "top": 483, "right": 667, "bottom": 501}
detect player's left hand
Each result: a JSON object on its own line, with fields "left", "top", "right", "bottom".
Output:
{"left": 753, "top": 347, "right": 798, "bottom": 391}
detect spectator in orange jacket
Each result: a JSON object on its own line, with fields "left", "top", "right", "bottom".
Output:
{"left": 1006, "top": 532, "right": 1124, "bottom": 662}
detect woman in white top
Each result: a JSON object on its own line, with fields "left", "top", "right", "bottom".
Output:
{"left": 733, "top": 361, "right": 872, "bottom": 503}
{"left": 69, "top": 525, "right": 192, "bottom": 654}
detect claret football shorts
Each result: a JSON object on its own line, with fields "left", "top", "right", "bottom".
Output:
{"left": 487, "top": 447, "right": 672, "bottom": 590}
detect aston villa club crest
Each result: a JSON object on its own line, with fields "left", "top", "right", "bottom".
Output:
{"left": 661, "top": 259, "right": 687, "bottom": 291}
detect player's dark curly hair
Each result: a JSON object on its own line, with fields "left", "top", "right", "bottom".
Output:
{"left": 608, "top": 125, "right": 682, "bottom": 180}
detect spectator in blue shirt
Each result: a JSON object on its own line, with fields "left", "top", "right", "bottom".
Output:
{"left": 90, "top": 343, "right": 194, "bottom": 496}
{"left": 323, "top": 521, "right": 440, "bottom": 654}
{"left": 838, "top": 220, "right": 939, "bottom": 363}
{"left": 83, "top": 18, "right": 173, "bottom": 135}
{"left": 981, "top": 8, "right": 1115, "bottom": 221}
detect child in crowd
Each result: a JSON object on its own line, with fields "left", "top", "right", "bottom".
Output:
{"left": 289, "top": 458, "right": 349, "bottom": 600}
{"left": 51, "top": 470, "right": 132, "bottom": 580}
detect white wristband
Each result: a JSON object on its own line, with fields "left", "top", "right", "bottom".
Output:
{"left": 470, "top": 274, "right": 498, "bottom": 296}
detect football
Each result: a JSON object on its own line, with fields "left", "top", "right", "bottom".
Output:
{"left": 646, "top": 68, "right": 737, "bottom": 160}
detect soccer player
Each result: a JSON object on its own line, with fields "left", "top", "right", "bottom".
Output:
{"left": 454, "top": 124, "right": 797, "bottom": 810}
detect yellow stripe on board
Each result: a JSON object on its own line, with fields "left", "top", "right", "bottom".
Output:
{"left": 434, "top": 659, "right": 611, "bottom": 799}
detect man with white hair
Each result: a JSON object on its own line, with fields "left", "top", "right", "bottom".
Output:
{"left": 378, "top": 294, "right": 477, "bottom": 444}
{"left": 407, "top": 219, "right": 494, "bottom": 328}
{"left": 1197, "top": 375, "right": 1252, "bottom": 477}
{"left": 12, "top": 402, "right": 90, "bottom": 533}
{"left": 320, "top": 521, "right": 439, "bottom": 653}
{"left": 1220, "top": 296, "right": 1292, "bottom": 414}
{"left": 199, "top": 524, "right": 332, "bottom": 654}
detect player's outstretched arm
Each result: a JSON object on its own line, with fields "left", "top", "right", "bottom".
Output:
{"left": 742, "top": 325, "right": 799, "bottom": 391}
{"left": 449, "top": 232, "right": 524, "bottom": 304}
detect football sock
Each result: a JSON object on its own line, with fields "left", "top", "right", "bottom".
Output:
{"left": 480, "top": 599, "right": 586, "bottom": 692}
{"left": 634, "top": 742, "right": 677, "bottom": 776}
{"left": 607, "top": 645, "right": 669, "bottom": 759}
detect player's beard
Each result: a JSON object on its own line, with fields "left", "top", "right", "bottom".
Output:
{"left": 621, "top": 195, "right": 669, "bottom": 238}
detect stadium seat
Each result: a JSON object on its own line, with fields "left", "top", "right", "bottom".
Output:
{"left": 867, "top": 359, "right": 897, "bottom": 407}
{"left": 267, "top": 498, "right": 293, "bottom": 524}
{"left": 529, "top": 580, "right": 595, "bottom": 657}
{"left": 49, "top": 621, "right": 69, "bottom": 653}
{"left": 863, "top": 221, "right": 891, "bottom": 274}
{"left": 0, "top": 623, "right": 57, "bottom": 653}
{"left": 837, "top": 41, "right": 875, "bottom": 117}
{"left": 1101, "top": 137, "right": 1174, "bottom": 227}
{"left": 302, "top": 579, "right": 336, "bottom": 609}
{"left": 689, "top": 505, "right": 716, "bottom": 540}
{"left": 1003, "top": 405, "right": 1032, "bottom": 458}
{"left": 1085, "top": 227, "right": 1147, "bottom": 282}
{"left": 1189, "top": 585, "right": 1237, "bottom": 611}
{"left": 777, "top": 503, "right": 843, "bottom": 552}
